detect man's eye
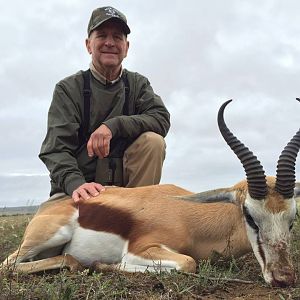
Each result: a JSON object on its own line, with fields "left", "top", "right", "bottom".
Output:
{"left": 96, "top": 34, "right": 106, "bottom": 39}
{"left": 114, "top": 35, "right": 123, "bottom": 40}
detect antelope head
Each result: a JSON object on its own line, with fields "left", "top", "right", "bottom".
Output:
{"left": 218, "top": 100, "right": 299, "bottom": 287}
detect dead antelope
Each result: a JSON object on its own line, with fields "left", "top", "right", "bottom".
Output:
{"left": 2, "top": 100, "right": 300, "bottom": 287}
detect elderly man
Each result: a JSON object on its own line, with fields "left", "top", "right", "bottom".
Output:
{"left": 39, "top": 6, "right": 170, "bottom": 203}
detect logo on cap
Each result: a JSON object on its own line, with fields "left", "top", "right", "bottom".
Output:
{"left": 104, "top": 7, "right": 120, "bottom": 18}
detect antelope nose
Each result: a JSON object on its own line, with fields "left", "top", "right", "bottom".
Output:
{"left": 271, "top": 266, "right": 296, "bottom": 287}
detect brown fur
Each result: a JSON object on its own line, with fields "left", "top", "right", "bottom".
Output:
{"left": 264, "top": 178, "right": 288, "bottom": 213}
{"left": 229, "top": 177, "right": 289, "bottom": 213}
{"left": 74, "top": 184, "right": 250, "bottom": 260}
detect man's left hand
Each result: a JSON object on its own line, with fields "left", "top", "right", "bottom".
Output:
{"left": 87, "top": 124, "right": 112, "bottom": 158}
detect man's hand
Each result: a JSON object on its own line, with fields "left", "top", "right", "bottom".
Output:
{"left": 72, "top": 182, "right": 105, "bottom": 203}
{"left": 87, "top": 124, "right": 112, "bottom": 158}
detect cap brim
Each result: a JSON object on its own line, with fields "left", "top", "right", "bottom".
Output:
{"left": 89, "top": 17, "right": 130, "bottom": 35}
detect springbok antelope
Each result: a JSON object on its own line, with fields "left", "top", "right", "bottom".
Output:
{"left": 2, "top": 100, "right": 300, "bottom": 287}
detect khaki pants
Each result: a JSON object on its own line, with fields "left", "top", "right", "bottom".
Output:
{"left": 123, "top": 132, "right": 166, "bottom": 187}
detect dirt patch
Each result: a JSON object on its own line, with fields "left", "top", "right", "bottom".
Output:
{"left": 203, "top": 283, "right": 297, "bottom": 300}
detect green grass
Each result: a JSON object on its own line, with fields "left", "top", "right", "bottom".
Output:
{"left": 0, "top": 211, "right": 300, "bottom": 299}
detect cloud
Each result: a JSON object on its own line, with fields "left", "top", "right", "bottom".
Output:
{"left": 1, "top": 0, "right": 300, "bottom": 206}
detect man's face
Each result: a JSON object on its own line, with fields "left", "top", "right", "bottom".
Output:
{"left": 86, "top": 20, "right": 129, "bottom": 75}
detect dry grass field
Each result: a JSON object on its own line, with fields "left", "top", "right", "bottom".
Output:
{"left": 0, "top": 201, "right": 299, "bottom": 299}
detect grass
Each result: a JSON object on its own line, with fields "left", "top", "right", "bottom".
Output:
{"left": 0, "top": 210, "right": 300, "bottom": 299}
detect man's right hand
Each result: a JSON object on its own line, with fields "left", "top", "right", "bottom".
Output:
{"left": 72, "top": 182, "right": 105, "bottom": 203}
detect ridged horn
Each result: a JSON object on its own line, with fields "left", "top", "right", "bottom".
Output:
{"left": 275, "top": 98, "right": 300, "bottom": 198}
{"left": 218, "top": 100, "right": 267, "bottom": 200}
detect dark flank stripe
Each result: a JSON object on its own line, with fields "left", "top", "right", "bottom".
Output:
{"left": 78, "top": 202, "right": 136, "bottom": 239}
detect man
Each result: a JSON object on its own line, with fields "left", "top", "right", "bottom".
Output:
{"left": 39, "top": 6, "right": 170, "bottom": 203}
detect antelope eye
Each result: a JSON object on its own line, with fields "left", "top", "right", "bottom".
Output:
{"left": 289, "top": 223, "right": 294, "bottom": 231}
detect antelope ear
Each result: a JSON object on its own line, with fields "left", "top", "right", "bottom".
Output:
{"left": 179, "top": 188, "right": 237, "bottom": 204}
{"left": 294, "top": 182, "right": 300, "bottom": 198}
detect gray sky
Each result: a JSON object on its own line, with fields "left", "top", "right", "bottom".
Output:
{"left": 1, "top": 0, "right": 300, "bottom": 207}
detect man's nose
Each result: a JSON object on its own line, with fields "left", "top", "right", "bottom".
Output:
{"left": 104, "top": 36, "right": 115, "bottom": 47}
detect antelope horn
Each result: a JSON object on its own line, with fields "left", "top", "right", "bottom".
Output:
{"left": 217, "top": 100, "right": 267, "bottom": 200}
{"left": 275, "top": 99, "right": 300, "bottom": 198}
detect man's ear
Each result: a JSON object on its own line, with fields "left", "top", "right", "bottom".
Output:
{"left": 125, "top": 40, "right": 129, "bottom": 57}
{"left": 85, "top": 38, "right": 92, "bottom": 54}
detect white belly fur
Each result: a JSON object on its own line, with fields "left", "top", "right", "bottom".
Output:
{"left": 63, "top": 227, "right": 127, "bottom": 266}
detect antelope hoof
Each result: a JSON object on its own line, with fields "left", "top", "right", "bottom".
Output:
{"left": 90, "top": 261, "right": 117, "bottom": 274}
{"left": 64, "top": 254, "right": 84, "bottom": 273}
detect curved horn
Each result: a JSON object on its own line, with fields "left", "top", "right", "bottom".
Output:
{"left": 218, "top": 100, "right": 267, "bottom": 200}
{"left": 275, "top": 99, "right": 300, "bottom": 198}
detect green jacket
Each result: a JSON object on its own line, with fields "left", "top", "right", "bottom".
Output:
{"left": 39, "top": 69, "right": 170, "bottom": 196}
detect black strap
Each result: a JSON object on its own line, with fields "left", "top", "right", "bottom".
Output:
{"left": 109, "top": 158, "right": 117, "bottom": 184}
{"left": 79, "top": 69, "right": 91, "bottom": 145}
{"left": 122, "top": 72, "right": 130, "bottom": 116}
{"left": 109, "top": 72, "right": 131, "bottom": 157}
{"left": 79, "top": 69, "right": 130, "bottom": 146}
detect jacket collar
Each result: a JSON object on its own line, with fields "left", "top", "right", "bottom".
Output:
{"left": 89, "top": 62, "right": 123, "bottom": 86}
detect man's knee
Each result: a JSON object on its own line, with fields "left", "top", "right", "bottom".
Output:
{"left": 123, "top": 132, "right": 166, "bottom": 187}
{"left": 137, "top": 132, "right": 165, "bottom": 152}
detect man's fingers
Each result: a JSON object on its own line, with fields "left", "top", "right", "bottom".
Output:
{"left": 77, "top": 189, "right": 91, "bottom": 201}
{"left": 94, "top": 183, "right": 106, "bottom": 193}
{"left": 72, "top": 191, "right": 81, "bottom": 203}
{"left": 93, "top": 137, "right": 105, "bottom": 158}
{"left": 87, "top": 138, "right": 94, "bottom": 157}
{"left": 87, "top": 125, "right": 112, "bottom": 158}
{"left": 86, "top": 185, "right": 102, "bottom": 197}
{"left": 103, "top": 138, "right": 110, "bottom": 157}
{"left": 72, "top": 183, "right": 105, "bottom": 203}
{"left": 88, "top": 135, "right": 105, "bottom": 158}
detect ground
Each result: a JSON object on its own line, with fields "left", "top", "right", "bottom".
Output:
{"left": 0, "top": 214, "right": 299, "bottom": 299}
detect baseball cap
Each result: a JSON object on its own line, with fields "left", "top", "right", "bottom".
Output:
{"left": 87, "top": 6, "right": 131, "bottom": 36}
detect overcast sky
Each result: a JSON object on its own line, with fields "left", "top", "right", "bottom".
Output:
{"left": 1, "top": 0, "right": 300, "bottom": 207}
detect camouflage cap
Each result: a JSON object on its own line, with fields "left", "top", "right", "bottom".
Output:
{"left": 87, "top": 6, "right": 131, "bottom": 36}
